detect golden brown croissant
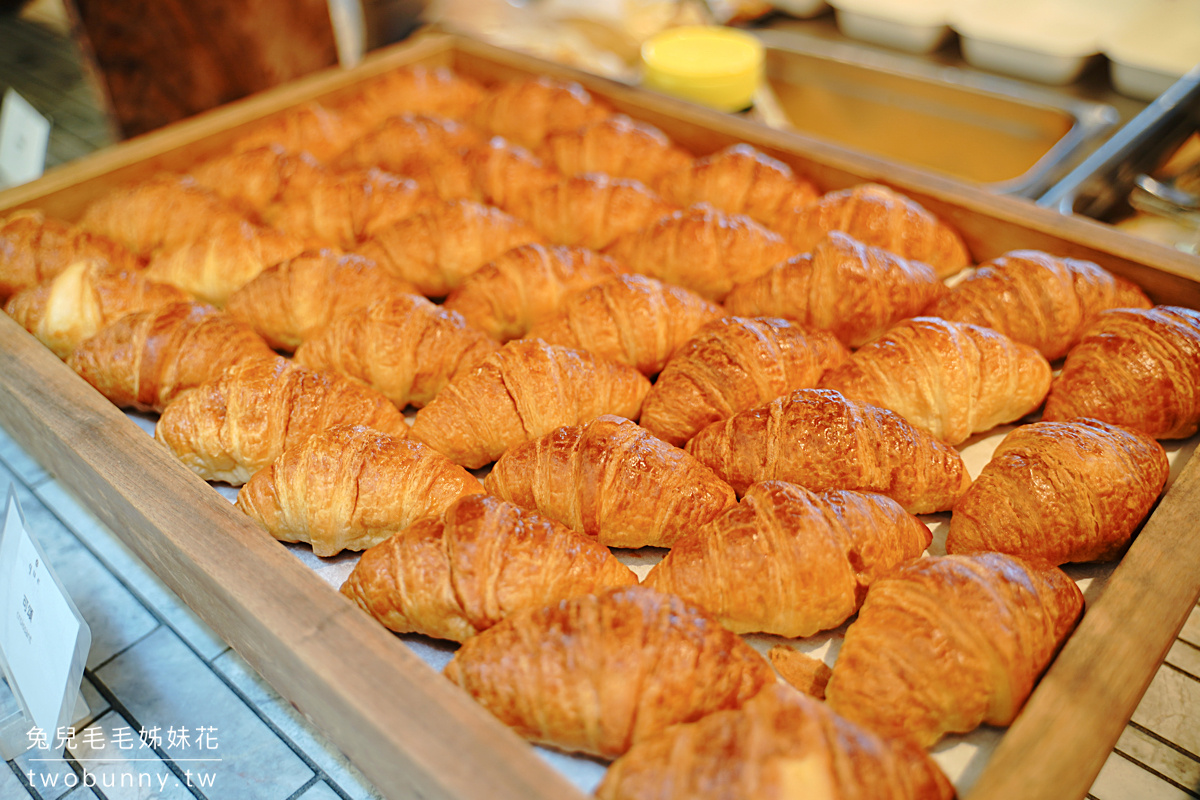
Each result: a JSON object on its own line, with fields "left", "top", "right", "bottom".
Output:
{"left": 340, "top": 493, "right": 638, "bottom": 642}
{"left": 595, "top": 684, "right": 955, "bottom": 800}
{"left": 333, "top": 113, "right": 486, "bottom": 175}
{"left": 1042, "top": 306, "right": 1200, "bottom": 439}
{"left": 603, "top": 204, "right": 798, "bottom": 302}
{"left": 484, "top": 415, "right": 737, "bottom": 548}
{"left": 819, "top": 317, "right": 1052, "bottom": 445}
{"left": 925, "top": 250, "right": 1153, "bottom": 360}
{"left": 653, "top": 143, "right": 819, "bottom": 230}
{"left": 824, "top": 552, "right": 1084, "bottom": 747}
{"left": 293, "top": 293, "right": 498, "bottom": 409}
{"left": 769, "top": 647, "right": 833, "bottom": 699}
{"left": 684, "top": 389, "right": 971, "bottom": 514}
{"left": 443, "top": 585, "right": 774, "bottom": 758}
{"left": 524, "top": 273, "right": 725, "bottom": 376}
{"left": 774, "top": 183, "right": 970, "bottom": 278}
{"left": 469, "top": 76, "right": 613, "bottom": 150}
{"left": 4, "top": 260, "right": 188, "bottom": 358}
{"left": 514, "top": 173, "right": 677, "bottom": 251}
{"left": 336, "top": 65, "right": 486, "bottom": 130}
{"left": 540, "top": 114, "right": 693, "bottom": 187}
{"left": 946, "top": 418, "right": 1169, "bottom": 564}
{"left": 409, "top": 339, "right": 651, "bottom": 469}
{"left": 224, "top": 250, "right": 418, "bottom": 351}
{"left": 442, "top": 243, "right": 624, "bottom": 342}
{"left": 236, "top": 424, "right": 484, "bottom": 557}
{"left": 156, "top": 356, "right": 409, "bottom": 485}
{"left": 0, "top": 210, "right": 143, "bottom": 301}
{"left": 640, "top": 316, "right": 849, "bottom": 447}
{"left": 227, "top": 101, "right": 359, "bottom": 162}
{"left": 723, "top": 231, "right": 949, "bottom": 347}
{"left": 190, "top": 146, "right": 435, "bottom": 248}
{"left": 644, "top": 482, "right": 931, "bottom": 637}
{"left": 79, "top": 175, "right": 255, "bottom": 256}
{"left": 143, "top": 217, "right": 308, "bottom": 306}
{"left": 457, "top": 137, "right": 562, "bottom": 212}
{"left": 355, "top": 198, "right": 543, "bottom": 296}
{"left": 66, "top": 301, "right": 275, "bottom": 412}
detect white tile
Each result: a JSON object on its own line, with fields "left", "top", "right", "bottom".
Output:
{"left": 297, "top": 780, "right": 348, "bottom": 800}
{"left": 212, "top": 650, "right": 383, "bottom": 800}
{"left": 1090, "top": 750, "right": 1196, "bottom": 800}
{"left": 14, "top": 748, "right": 75, "bottom": 800}
{"left": 33, "top": 479, "right": 227, "bottom": 661}
{"left": 67, "top": 709, "right": 195, "bottom": 800}
{"left": 1166, "top": 640, "right": 1200, "bottom": 679}
{"left": 1178, "top": 605, "right": 1200, "bottom": 650}
{"left": 0, "top": 761, "right": 37, "bottom": 799}
{"left": 0, "top": 424, "right": 49, "bottom": 486}
{"left": 1131, "top": 666, "right": 1200, "bottom": 758}
{"left": 1115, "top": 725, "right": 1200, "bottom": 794}
{"left": 94, "top": 626, "right": 313, "bottom": 800}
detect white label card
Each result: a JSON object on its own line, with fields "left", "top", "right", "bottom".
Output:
{"left": 0, "top": 487, "right": 90, "bottom": 737}
{"left": 0, "top": 88, "right": 51, "bottom": 189}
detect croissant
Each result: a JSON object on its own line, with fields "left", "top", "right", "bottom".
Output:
{"left": 237, "top": 424, "right": 483, "bottom": 556}
{"left": 443, "top": 585, "right": 774, "bottom": 759}
{"left": 227, "top": 101, "right": 359, "bottom": 162}
{"left": 653, "top": 143, "right": 819, "bottom": 230}
{"left": 156, "top": 356, "right": 409, "bottom": 485}
{"left": 773, "top": 183, "right": 970, "bottom": 278}
{"left": 540, "top": 114, "right": 693, "bottom": 187}
{"left": 0, "top": 210, "right": 142, "bottom": 301}
{"left": 484, "top": 415, "right": 737, "bottom": 548}
{"left": 66, "top": 301, "right": 275, "bottom": 412}
{"left": 824, "top": 552, "right": 1084, "bottom": 747}
{"left": 595, "top": 684, "right": 954, "bottom": 800}
{"left": 79, "top": 175, "right": 255, "bottom": 256}
{"left": 644, "top": 482, "right": 931, "bottom": 637}
{"left": 293, "top": 293, "right": 498, "bottom": 409}
{"left": 4, "top": 260, "right": 188, "bottom": 358}
{"left": 442, "top": 243, "right": 624, "bottom": 342}
{"left": 224, "top": 250, "right": 417, "bottom": 351}
{"left": 333, "top": 113, "right": 485, "bottom": 175}
{"left": 336, "top": 65, "right": 485, "bottom": 130}
{"left": 340, "top": 493, "right": 638, "bottom": 642}
{"left": 684, "top": 389, "right": 971, "bottom": 514}
{"left": 925, "top": 250, "right": 1153, "bottom": 360}
{"left": 820, "top": 317, "right": 1052, "bottom": 445}
{"left": 723, "top": 231, "right": 949, "bottom": 347}
{"left": 469, "top": 76, "right": 613, "bottom": 150}
{"left": 946, "top": 419, "right": 1168, "bottom": 564}
{"left": 640, "top": 316, "right": 849, "bottom": 447}
{"left": 457, "top": 137, "right": 562, "bottom": 212}
{"left": 143, "top": 217, "right": 308, "bottom": 306}
{"left": 190, "top": 146, "right": 434, "bottom": 248}
{"left": 603, "top": 204, "right": 798, "bottom": 302}
{"left": 769, "top": 647, "right": 833, "bottom": 699}
{"left": 1042, "top": 306, "right": 1200, "bottom": 439}
{"left": 356, "top": 198, "right": 543, "bottom": 296}
{"left": 514, "top": 174, "right": 676, "bottom": 251}
{"left": 524, "top": 273, "right": 724, "bottom": 376}
{"left": 409, "top": 339, "right": 651, "bottom": 469}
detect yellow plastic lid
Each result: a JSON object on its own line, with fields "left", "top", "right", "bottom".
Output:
{"left": 641, "top": 26, "right": 764, "bottom": 112}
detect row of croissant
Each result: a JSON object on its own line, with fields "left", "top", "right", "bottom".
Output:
{"left": 3, "top": 65, "right": 1200, "bottom": 799}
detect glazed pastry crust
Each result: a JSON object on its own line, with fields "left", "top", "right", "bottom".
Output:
{"left": 684, "top": 388, "right": 971, "bottom": 514}
{"left": 443, "top": 585, "right": 774, "bottom": 759}
{"left": 541, "top": 114, "right": 692, "bottom": 187}
{"left": 236, "top": 424, "right": 484, "bottom": 557}
{"left": 643, "top": 482, "right": 931, "bottom": 637}
{"left": 0, "top": 210, "right": 142, "bottom": 301}
{"left": 723, "top": 231, "right": 948, "bottom": 347}
{"left": 640, "top": 316, "right": 849, "bottom": 447}
{"left": 469, "top": 76, "right": 613, "bottom": 150}
{"left": 947, "top": 418, "right": 1169, "bottom": 564}
{"left": 340, "top": 493, "right": 637, "bottom": 642}
{"left": 515, "top": 173, "right": 676, "bottom": 251}
{"left": 825, "top": 552, "right": 1084, "bottom": 747}
{"left": 409, "top": 339, "right": 651, "bottom": 469}
{"left": 820, "top": 316, "right": 1052, "bottom": 445}
{"left": 595, "top": 684, "right": 954, "bottom": 800}
{"left": 484, "top": 415, "right": 737, "bottom": 548}
{"left": 926, "top": 249, "right": 1152, "bottom": 360}
{"left": 156, "top": 356, "right": 409, "bottom": 486}
{"left": 1042, "top": 305, "right": 1200, "bottom": 439}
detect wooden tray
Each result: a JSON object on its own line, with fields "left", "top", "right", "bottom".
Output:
{"left": 1, "top": 31, "right": 1199, "bottom": 800}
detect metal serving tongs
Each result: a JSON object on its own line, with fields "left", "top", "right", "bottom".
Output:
{"left": 1130, "top": 160, "right": 1200, "bottom": 228}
